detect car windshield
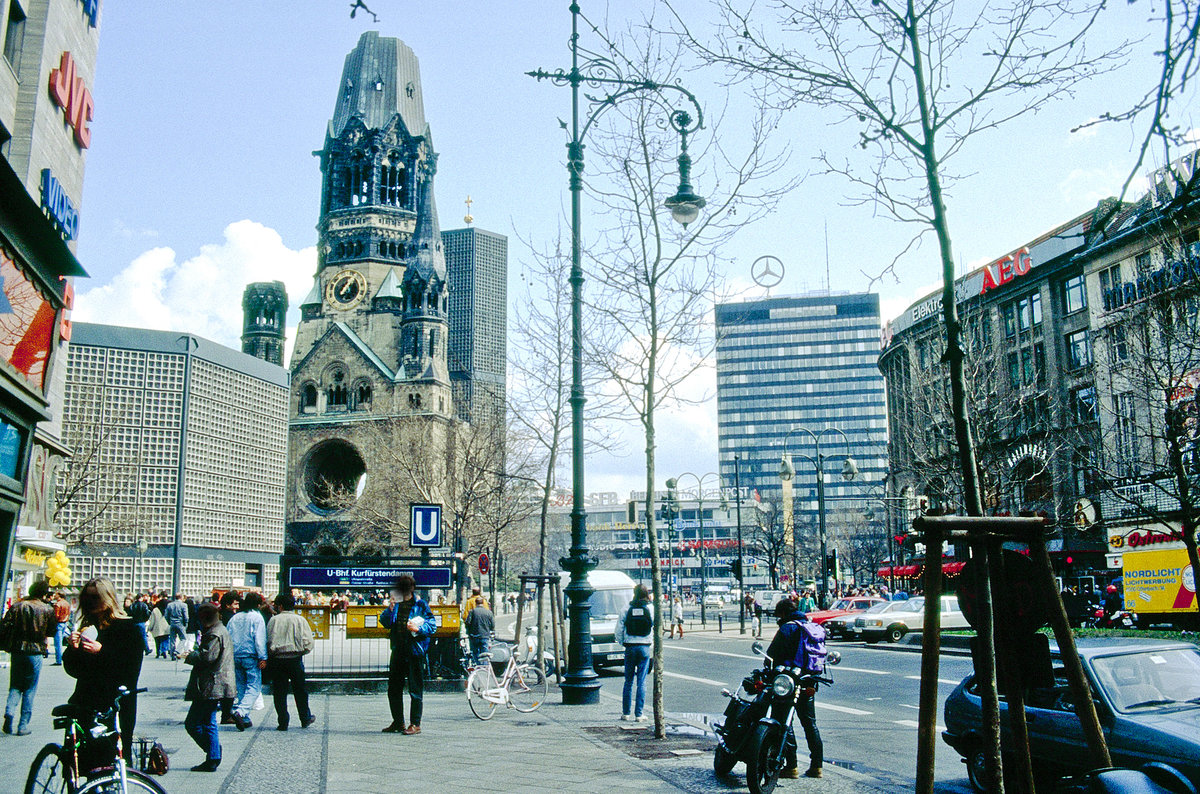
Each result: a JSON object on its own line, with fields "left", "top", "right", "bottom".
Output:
{"left": 861, "top": 602, "right": 892, "bottom": 614}
{"left": 830, "top": 599, "right": 852, "bottom": 610}
{"left": 883, "top": 600, "right": 916, "bottom": 613}
{"left": 1091, "top": 648, "right": 1200, "bottom": 713}
{"left": 588, "top": 588, "right": 633, "bottom": 620}
{"left": 898, "top": 597, "right": 925, "bottom": 612}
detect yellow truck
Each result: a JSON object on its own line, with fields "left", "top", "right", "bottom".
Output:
{"left": 1122, "top": 547, "right": 1198, "bottom": 628}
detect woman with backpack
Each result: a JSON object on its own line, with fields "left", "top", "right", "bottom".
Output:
{"left": 615, "top": 584, "right": 653, "bottom": 723}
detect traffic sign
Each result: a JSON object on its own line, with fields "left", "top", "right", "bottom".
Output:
{"left": 478, "top": 552, "right": 490, "bottom": 575}
{"left": 410, "top": 504, "right": 443, "bottom": 547}
{"left": 288, "top": 565, "right": 452, "bottom": 589}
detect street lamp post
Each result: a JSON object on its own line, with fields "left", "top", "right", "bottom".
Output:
{"left": 779, "top": 428, "right": 858, "bottom": 608}
{"left": 734, "top": 454, "right": 746, "bottom": 634}
{"left": 529, "top": 1, "right": 706, "bottom": 705}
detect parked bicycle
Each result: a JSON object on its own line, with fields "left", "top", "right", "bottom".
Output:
{"left": 465, "top": 640, "right": 548, "bottom": 720}
{"left": 25, "top": 686, "right": 166, "bottom": 794}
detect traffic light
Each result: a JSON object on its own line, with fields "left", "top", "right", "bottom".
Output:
{"left": 826, "top": 549, "right": 840, "bottom": 580}
{"left": 627, "top": 501, "right": 638, "bottom": 524}
{"left": 730, "top": 559, "right": 742, "bottom": 578}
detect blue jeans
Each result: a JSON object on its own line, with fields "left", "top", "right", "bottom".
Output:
{"left": 234, "top": 656, "right": 262, "bottom": 718}
{"left": 622, "top": 643, "right": 650, "bottom": 718}
{"left": 168, "top": 624, "right": 187, "bottom": 657}
{"left": 5, "top": 652, "right": 43, "bottom": 732}
{"left": 184, "top": 698, "right": 221, "bottom": 761}
{"left": 468, "top": 635, "right": 490, "bottom": 665}
{"left": 54, "top": 622, "right": 68, "bottom": 664}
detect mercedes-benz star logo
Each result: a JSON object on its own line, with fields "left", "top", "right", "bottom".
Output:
{"left": 751, "top": 255, "right": 785, "bottom": 289}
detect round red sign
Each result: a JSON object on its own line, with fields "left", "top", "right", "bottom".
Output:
{"left": 478, "top": 553, "right": 490, "bottom": 575}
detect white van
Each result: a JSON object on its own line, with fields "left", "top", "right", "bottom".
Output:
{"left": 558, "top": 569, "right": 636, "bottom": 668}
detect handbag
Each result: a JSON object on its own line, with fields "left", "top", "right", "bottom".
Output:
{"left": 0, "top": 607, "right": 14, "bottom": 652}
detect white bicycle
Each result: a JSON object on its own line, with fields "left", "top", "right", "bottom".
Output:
{"left": 465, "top": 641, "right": 548, "bottom": 720}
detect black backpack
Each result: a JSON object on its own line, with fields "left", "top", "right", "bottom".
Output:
{"left": 624, "top": 602, "right": 653, "bottom": 636}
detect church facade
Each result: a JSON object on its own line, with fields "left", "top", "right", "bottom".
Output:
{"left": 280, "top": 32, "right": 464, "bottom": 560}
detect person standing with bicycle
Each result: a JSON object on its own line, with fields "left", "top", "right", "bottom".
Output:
{"left": 379, "top": 574, "right": 435, "bottom": 735}
{"left": 64, "top": 578, "right": 144, "bottom": 760}
{"left": 616, "top": 584, "right": 653, "bottom": 723}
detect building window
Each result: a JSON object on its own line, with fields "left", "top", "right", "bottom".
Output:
{"left": 1135, "top": 251, "right": 1152, "bottom": 273}
{"left": 1114, "top": 392, "right": 1139, "bottom": 477}
{"left": 354, "top": 381, "right": 372, "bottom": 409}
{"left": 1108, "top": 325, "right": 1129, "bottom": 363}
{"left": 1004, "top": 292, "right": 1042, "bottom": 337}
{"left": 1070, "top": 385, "right": 1097, "bottom": 424}
{"left": 300, "top": 383, "right": 318, "bottom": 413}
{"left": 1065, "top": 330, "right": 1091, "bottom": 370}
{"left": 3, "top": 2, "right": 26, "bottom": 69}
{"left": 1072, "top": 449, "right": 1096, "bottom": 496}
{"left": 326, "top": 370, "right": 348, "bottom": 410}
{"left": 1098, "top": 263, "right": 1123, "bottom": 311}
{"left": 1061, "top": 275, "right": 1086, "bottom": 315}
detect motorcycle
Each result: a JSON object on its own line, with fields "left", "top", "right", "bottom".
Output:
{"left": 713, "top": 639, "right": 841, "bottom": 794}
{"left": 1089, "top": 606, "right": 1136, "bottom": 629}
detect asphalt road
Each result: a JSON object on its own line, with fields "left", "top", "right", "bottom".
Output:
{"left": 594, "top": 629, "right": 977, "bottom": 792}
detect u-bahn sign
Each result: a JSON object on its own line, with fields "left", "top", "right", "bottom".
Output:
{"left": 411, "top": 503, "right": 443, "bottom": 547}
{"left": 288, "top": 565, "right": 452, "bottom": 590}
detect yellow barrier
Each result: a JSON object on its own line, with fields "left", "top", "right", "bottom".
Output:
{"left": 345, "top": 604, "right": 390, "bottom": 639}
{"left": 294, "top": 606, "right": 331, "bottom": 640}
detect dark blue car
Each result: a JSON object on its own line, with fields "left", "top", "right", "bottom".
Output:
{"left": 942, "top": 638, "right": 1200, "bottom": 792}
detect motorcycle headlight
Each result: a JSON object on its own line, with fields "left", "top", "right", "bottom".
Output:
{"left": 772, "top": 674, "right": 795, "bottom": 698}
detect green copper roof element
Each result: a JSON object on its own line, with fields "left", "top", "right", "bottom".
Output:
{"left": 374, "top": 267, "right": 403, "bottom": 301}
{"left": 330, "top": 31, "right": 428, "bottom": 139}
{"left": 300, "top": 279, "right": 321, "bottom": 307}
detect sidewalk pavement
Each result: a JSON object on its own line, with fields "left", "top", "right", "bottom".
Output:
{"left": 0, "top": 653, "right": 908, "bottom": 793}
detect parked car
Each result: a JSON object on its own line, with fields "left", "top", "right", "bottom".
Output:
{"left": 805, "top": 597, "right": 885, "bottom": 625}
{"left": 854, "top": 595, "right": 970, "bottom": 642}
{"left": 825, "top": 600, "right": 910, "bottom": 640}
{"left": 942, "top": 638, "right": 1200, "bottom": 792}
{"left": 703, "top": 593, "right": 727, "bottom": 607}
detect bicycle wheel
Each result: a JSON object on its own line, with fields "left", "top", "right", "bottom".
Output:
{"left": 75, "top": 769, "right": 167, "bottom": 794}
{"left": 466, "top": 667, "right": 497, "bottom": 720}
{"left": 25, "top": 743, "right": 71, "bottom": 794}
{"left": 508, "top": 664, "right": 548, "bottom": 713}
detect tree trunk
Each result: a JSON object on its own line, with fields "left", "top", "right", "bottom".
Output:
{"left": 644, "top": 422, "right": 665, "bottom": 739}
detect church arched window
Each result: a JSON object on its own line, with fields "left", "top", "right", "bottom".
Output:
{"left": 301, "top": 382, "right": 318, "bottom": 413}
{"left": 429, "top": 328, "right": 437, "bottom": 358}
{"left": 353, "top": 380, "right": 373, "bottom": 410}
{"left": 326, "top": 369, "right": 348, "bottom": 410}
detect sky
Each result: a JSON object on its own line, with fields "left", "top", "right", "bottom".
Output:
{"left": 71, "top": 1, "right": 1198, "bottom": 497}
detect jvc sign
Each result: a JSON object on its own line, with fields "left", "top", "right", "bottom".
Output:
{"left": 410, "top": 503, "right": 443, "bottom": 547}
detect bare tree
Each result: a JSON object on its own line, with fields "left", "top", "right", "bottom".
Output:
{"left": 509, "top": 234, "right": 618, "bottom": 579}
{"left": 583, "top": 24, "right": 793, "bottom": 737}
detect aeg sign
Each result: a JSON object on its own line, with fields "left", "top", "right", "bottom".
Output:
{"left": 979, "top": 247, "right": 1034, "bottom": 295}
{"left": 48, "top": 52, "right": 94, "bottom": 149}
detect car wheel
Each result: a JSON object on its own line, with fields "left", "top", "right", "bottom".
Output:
{"left": 966, "top": 748, "right": 988, "bottom": 793}
{"left": 887, "top": 625, "right": 907, "bottom": 643}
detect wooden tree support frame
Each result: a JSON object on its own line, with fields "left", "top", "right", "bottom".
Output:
{"left": 513, "top": 574, "right": 569, "bottom": 687}
{"left": 911, "top": 516, "right": 1111, "bottom": 794}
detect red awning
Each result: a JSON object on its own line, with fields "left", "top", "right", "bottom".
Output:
{"left": 876, "top": 566, "right": 893, "bottom": 578}
{"left": 894, "top": 565, "right": 921, "bottom": 577}
{"left": 943, "top": 561, "right": 967, "bottom": 574}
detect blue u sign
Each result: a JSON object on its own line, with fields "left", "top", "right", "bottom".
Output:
{"left": 411, "top": 503, "right": 442, "bottom": 548}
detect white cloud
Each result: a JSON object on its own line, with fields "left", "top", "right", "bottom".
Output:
{"left": 75, "top": 220, "right": 316, "bottom": 355}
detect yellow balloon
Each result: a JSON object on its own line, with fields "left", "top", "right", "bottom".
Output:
{"left": 55, "top": 550, "right": 67, "bottom": 561}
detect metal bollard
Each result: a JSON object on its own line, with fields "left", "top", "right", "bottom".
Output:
{"left": 718, "top": 612, "right": 723, "bottom": 633}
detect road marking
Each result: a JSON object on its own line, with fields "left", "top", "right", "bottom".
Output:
{"left": 901, "top": 704, "right": 919, "bottom": 710}
{"left": 906, "top": 675, "right": 961, "bottom": 685}
{"left": 893, "top": 719, "right": 946, "bottom": 730}
{"left": 663, "top": 671, "right": 729, "bottom": 687}
{"left": 836, "top": 665, "right": 891, "bottom": 676}
{"left": 866, "top": 697, "right": 882, "bottom": 701}
{"left": 815, "top": 702, "right": 873, "bottom": 716}
{"left": 668, "top": 646, "right": 758, "bottom": 661}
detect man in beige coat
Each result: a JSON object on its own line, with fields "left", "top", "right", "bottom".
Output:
{"left": 266, "top": 592, "right": 315, "bottom": 731}
{"left": 184, "top": 603, "right": 235, "bottom": 772}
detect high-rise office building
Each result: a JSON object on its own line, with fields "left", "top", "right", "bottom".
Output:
{"left": 59, "top": 323, "right": 287, "bottom": 595}
{"left": 714, "top": 293, "right": 888, "bottom": 545}
{"left": 443, "top": 226, "right": 507, "bottom": 425}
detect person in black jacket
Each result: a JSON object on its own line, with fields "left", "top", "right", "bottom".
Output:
{"left": 765, "top": 599, "right": 823, "bottom": 779}
{"left": 64, "top": 578, "right": 144, "bottom": 759}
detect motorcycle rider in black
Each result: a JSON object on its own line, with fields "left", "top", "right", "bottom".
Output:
{"left": 765, "top": 598, "right": 823, "bottom": 779}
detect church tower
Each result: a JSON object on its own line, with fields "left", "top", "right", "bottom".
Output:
{"left": 241, "top": 281, "right": 288, "bottom": 367}
{"left": 283, "top": 32, "right": 460, "bottom": 561}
